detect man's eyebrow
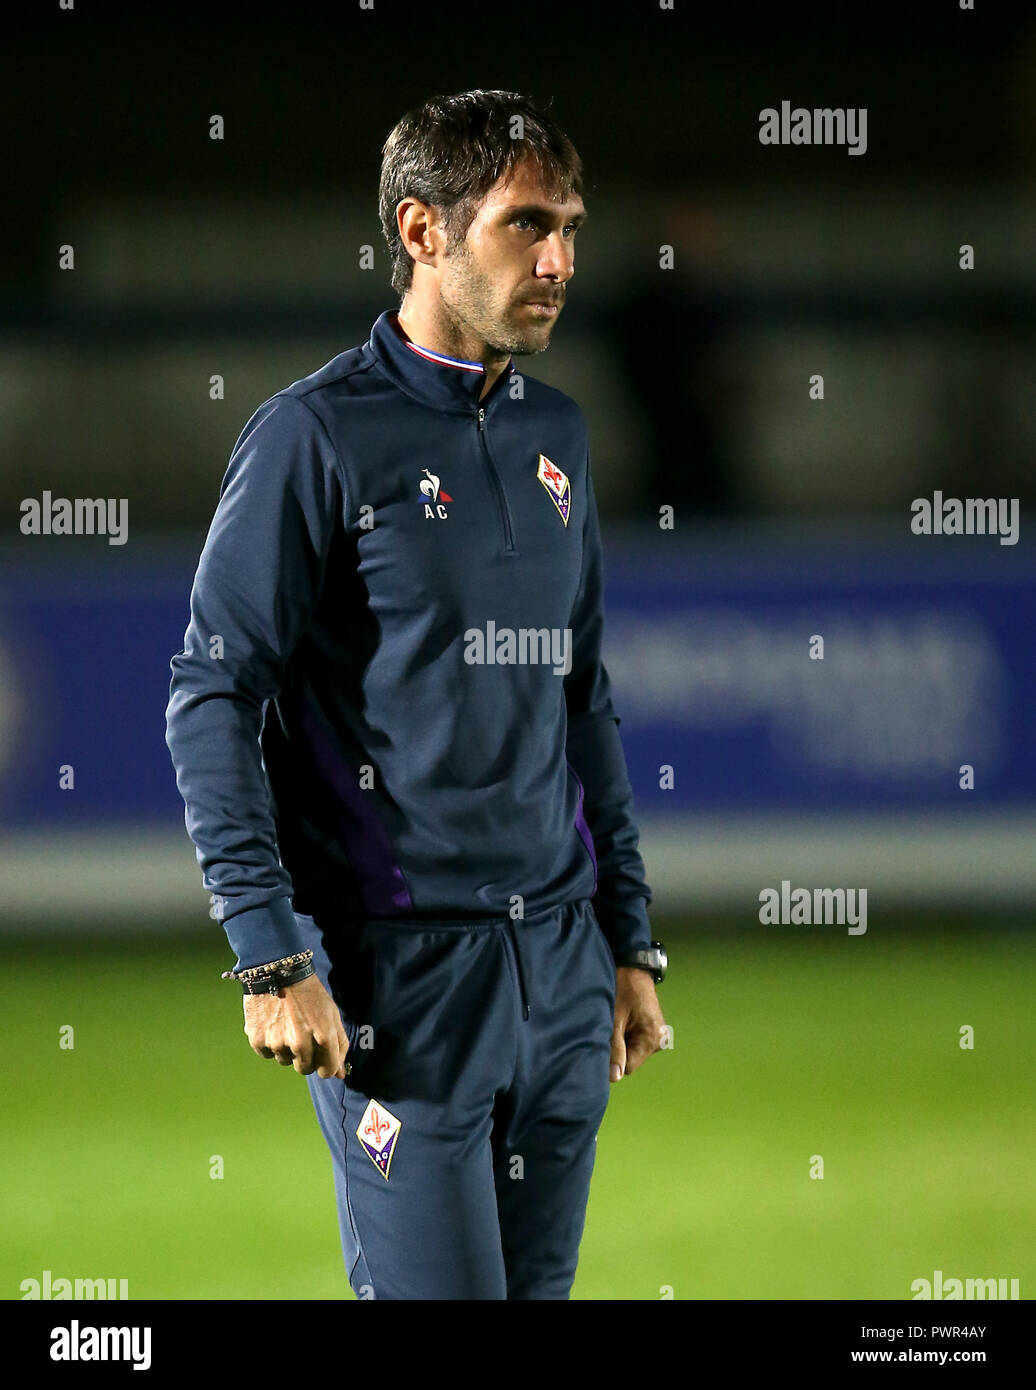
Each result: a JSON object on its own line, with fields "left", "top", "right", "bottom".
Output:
{"left": 501, "top": 203, "right": 589, "bottom": 227}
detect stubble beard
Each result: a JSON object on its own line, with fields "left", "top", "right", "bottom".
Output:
{"left": 439, "top": 242, "right": 555, "bottom": 359}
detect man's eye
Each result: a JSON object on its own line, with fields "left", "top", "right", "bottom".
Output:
{"left": 514, "top": 217, "right": 578, "bottom": 237}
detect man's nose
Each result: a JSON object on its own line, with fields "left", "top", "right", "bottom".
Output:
{"left": 538, "top": 232, "right": 575, "bottom": 283}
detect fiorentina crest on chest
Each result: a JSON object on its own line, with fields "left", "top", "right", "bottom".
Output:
{"left": 537, "top": 454, "right": 570, "bottom": 526}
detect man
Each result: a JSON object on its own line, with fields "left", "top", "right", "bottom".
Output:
{"left": 166, "top": 89, "right": 666, "bottom": 1301}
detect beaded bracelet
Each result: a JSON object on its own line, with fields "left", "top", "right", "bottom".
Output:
{"left": 221, "top": 950, "right": 316, "bottom": 996}
{"left": 237, "top": 961, "right": 316, "bottom": 996}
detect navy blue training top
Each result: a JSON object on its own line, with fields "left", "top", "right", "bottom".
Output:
{"left": 165, "top": 309, "right": 652, "bottom": 970}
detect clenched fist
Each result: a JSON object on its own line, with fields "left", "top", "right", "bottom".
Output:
{"left": 243, "top": 972, "right": 350, "bottom": 1079}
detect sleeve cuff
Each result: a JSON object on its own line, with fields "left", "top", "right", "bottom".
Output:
{"left": 222, "top": 898, "right": 306, "bottom": 972}
{"left": 592, "top": 895, "right": 653, "bottom": 963}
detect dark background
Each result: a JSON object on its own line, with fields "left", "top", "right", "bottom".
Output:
{"left": 3, "top": 0, "right": 1033, "bottom": 527}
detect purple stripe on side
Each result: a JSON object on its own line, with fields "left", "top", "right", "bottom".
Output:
{"left": 298, "top": 696, "right": 414, "bottom": 915}
{"left": 567, "top": 760, "right": 598, "bottom": 894}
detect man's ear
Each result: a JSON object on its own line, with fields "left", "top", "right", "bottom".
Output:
{"left": 397, "top": 198, "right": 442, "bottom": 270}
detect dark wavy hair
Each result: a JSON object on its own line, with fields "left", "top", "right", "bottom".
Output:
{"left": 378, "top": 89, "right": 584, "bottom": 298}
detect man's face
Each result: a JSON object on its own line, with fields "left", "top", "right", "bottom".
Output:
{"left": 435, "top": 159, "right": 586, "bottom": 357}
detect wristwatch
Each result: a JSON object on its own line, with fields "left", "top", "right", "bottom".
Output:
{"left": 616, "top": 940, "right": 667, "bottom": 983}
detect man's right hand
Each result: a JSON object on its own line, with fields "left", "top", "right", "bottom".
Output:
{"left": 243, "top": 972, "right": 350, "bottom": 1079}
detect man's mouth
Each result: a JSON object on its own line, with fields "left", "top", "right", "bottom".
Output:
{"left": 524, "top": 301, "right": 559, "bottom": 316}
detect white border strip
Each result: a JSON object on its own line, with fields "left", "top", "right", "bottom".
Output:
{"left": 636, "top": 811, "right": 1036, "bottom": 908}
{"left": 0, "top": 814, "right": 1033, "bottom": 927}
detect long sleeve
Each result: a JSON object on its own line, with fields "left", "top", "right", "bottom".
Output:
{"left": 564, "top": 457, "right": 653, "bottom": 960}
{"left": 165, "top": 393, "right": 345, "bottom": 971}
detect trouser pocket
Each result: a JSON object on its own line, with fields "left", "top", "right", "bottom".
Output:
{"left": 293, "top": 910, "right": 372, "bottom": 1055}
{"left": 352, "top": 918, "right": 521, "bottom": 1105}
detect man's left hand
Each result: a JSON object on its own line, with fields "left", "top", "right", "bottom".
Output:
{"left": 610, "top": 966, "right": 667, "bottom": 1082}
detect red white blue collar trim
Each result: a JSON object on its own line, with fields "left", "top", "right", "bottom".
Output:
{"left": 404, "top": 339, "right": 485, "bottom": 374}
{"left": 393, "top": 313, "right": 515, "bottom": 376}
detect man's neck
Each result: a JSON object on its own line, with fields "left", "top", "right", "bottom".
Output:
{"left": 396, "top": 300, "right": 509, "bottom": 401}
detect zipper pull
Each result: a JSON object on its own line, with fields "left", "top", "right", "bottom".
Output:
{"left": 477, "top": 407, "right": 485, "bottom": 432}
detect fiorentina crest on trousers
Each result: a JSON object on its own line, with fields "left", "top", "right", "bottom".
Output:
{"left": 357, "top": 1098, "right": 402, "bottom": 1179}
{"left": 537, "top": 454, "right": 571, "bottom": 526}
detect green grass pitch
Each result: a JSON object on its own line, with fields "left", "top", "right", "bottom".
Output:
{"left": 4, "top": 916, "right": 1033, "bottom": 1300}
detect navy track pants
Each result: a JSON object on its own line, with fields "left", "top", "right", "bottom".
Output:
{"left": 294, "top": 898, "right": 616, "bottom": 1300}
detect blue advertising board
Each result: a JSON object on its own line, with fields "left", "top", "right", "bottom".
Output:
{"left": 1, "top": 530, "right": 1032, "bottom": 828}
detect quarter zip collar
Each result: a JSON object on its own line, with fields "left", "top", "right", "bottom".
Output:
{"left": 367, "top": 309, "right": 516, "bottom": 417}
